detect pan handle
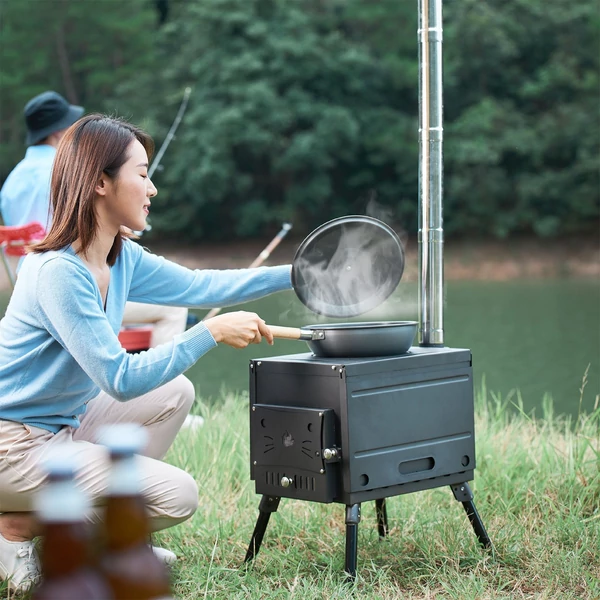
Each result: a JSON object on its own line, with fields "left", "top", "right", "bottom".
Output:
{"left": 268, "top": 325, "right": 323, "bottom": 342}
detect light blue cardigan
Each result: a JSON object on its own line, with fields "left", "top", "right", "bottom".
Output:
{"left": 0, "top": 239, "right": 292, "bottom": 432}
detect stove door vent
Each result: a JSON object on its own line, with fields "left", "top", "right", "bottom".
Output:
{"left": 250, "top": 404, "right": 340, "bottom": 503}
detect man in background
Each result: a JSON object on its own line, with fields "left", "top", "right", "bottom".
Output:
{"left": 0, "top": 90, "right": 189, "bottom": 348}
{"left": 1, "top": 91, "right": 82, "bottom": 229}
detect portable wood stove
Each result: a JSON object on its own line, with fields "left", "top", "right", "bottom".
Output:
{"left": 244, "top": 348, "right": 491, "bottom": 576}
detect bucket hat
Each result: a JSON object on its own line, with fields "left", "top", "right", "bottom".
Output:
{"left": 24, "top": 91, "right": 84, "bottom": 146}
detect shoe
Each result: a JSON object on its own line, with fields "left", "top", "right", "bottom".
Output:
{"left": 0, "top": 533, "right": 41, "bottom": 593}
{"left": 181, "top": 414, "right": 204, "bottom": 431}
{"left": 150, "top": 545, "right": 177, "bottom": 566}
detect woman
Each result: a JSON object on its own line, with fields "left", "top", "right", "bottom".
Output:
{"left": 0, "top": 114, "right": 292, "bottom": 593}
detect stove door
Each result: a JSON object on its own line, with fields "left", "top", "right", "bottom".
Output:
{"left": 250, "top": 404, "right": 340, "bottom": 503}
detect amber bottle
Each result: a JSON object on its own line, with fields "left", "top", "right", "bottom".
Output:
{"left": 99, "top": 424, "right": 173, "bottom": 600}
{"left": 32, "top": 450, "right": 113, "bottom": 600}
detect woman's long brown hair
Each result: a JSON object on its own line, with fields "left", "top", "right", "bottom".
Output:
{"left": 32, "top": 114, "right": 154, "bottom": 266}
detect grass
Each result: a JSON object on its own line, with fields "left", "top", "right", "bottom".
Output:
{"left": 4, "top": 381, "right": 598, "bottom": 600}
{"left": 157, "top": 379, "right": 599, "bottom": 600}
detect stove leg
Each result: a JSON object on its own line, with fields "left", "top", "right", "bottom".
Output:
{"left": 451, "top": 483, "right": 492, "bottom": 549}
{"left": 344, "top": 503, "right": 361, "bottom": 580}
{"left": 244, "top": 495, "right": 281, "bottom": 563}
{"left": 375, "top": 498, "right": 388, "bottom": 538}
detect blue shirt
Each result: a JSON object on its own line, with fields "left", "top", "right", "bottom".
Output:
{"left": 0, "top": 145, "right": 55, "bottom": 228}
{"left": 0, "top": 239, "right": 292, "bottom": 432}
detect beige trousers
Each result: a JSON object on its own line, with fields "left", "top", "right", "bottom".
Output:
{"left": 0, "top": 375, "right": 198, "bottom": 532}
{"left": 122, "top": 302, "right": 188, "bottom": 348}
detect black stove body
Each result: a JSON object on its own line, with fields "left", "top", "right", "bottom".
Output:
{"left": 245, "top": 347, "right": 491, "bottom": 576}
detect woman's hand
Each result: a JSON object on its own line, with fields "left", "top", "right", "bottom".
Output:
{"left": 204, "top": 311, "right": 274, "bottom": 349}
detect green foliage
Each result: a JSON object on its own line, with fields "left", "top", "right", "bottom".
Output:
{"left": 444, "top": 0, "right": 600, "bottom": 237}
{"left": 145, "top": 0, "right": 415, "bottom": 240}
{"left": 0, "top": 0, "right": 598, "bottom": 240}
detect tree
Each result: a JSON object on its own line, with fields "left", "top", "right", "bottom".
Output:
{"left": 0, "top": 0, "right": 158, "bottom": 182}
{"left": 142, "top": 0, "right": 416, "bottom": 240}
{"left": 1, "top": 0, "right": 597, "bottom": 239}
{"left": 443, "top": 0, "right": 599, "bottom": 237}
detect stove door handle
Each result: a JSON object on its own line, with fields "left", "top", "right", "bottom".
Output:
{"left": 268, "top": 325, "right": 325, "bottom": 342}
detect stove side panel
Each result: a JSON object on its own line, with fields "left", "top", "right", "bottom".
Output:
{"left": 344, "top": 359, "right": 475, "bottom": 496}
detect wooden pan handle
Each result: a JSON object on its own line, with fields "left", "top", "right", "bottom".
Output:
{"left": 267, "top": 325, "right": 310, "bottom": 341}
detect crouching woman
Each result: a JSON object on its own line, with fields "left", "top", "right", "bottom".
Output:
{"left": 0, "top": 114, "right": 291, "bottom": 593}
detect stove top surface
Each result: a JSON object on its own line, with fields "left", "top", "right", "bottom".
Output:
{"left": 253, "top": 346, "right": 472, "bottom": 369}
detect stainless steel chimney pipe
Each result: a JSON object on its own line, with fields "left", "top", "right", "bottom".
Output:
{"left": 418, "top": 0, "right": 444, "bottom": 346}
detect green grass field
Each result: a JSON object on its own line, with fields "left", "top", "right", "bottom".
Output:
{"left": 4, "top": 380, "right": 597, "bottom": 600}
{"left": 158, "top": 380, "right": 599, "bottom": 600}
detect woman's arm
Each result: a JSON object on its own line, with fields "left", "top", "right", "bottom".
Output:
{"left": 34, "top": 257, "right": 271, "bottom": 400}
{"left": 125, "top": 240, "right": 292, "bottom": 307}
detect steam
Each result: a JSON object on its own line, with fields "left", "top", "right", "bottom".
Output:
{"left": 277, "top": 280, "right": 417, "bottom": 326}
{"left": 360, "top": 284, "right": 418, "bottom": 321}
{"left": 365, "top": 193, "right": 394, "bottom": 225}
{"left": 294, "top": 219, "right": 404, "bottom": 318}
{"left": 366, "top": 193, "right": 410, "bottom": 250}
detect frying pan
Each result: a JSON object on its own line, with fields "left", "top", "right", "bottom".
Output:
{"left": 268, "top": 321, "right": 417, "bottom": 358}
{"left": 265, "top": 216, "right": 411, "bottom": 357}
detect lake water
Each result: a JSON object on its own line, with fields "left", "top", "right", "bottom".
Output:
{"left": 1, "top": 278, "right": 598, "bottom": 417}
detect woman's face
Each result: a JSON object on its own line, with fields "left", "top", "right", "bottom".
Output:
{"left": 99, "top": 139, "right": 157, "bottom": 232}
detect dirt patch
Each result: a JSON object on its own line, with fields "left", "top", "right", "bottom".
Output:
{"left": 1, "top": 234, "right": 598, "bottom": 291}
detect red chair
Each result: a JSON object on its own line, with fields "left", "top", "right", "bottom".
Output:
{"left": 117, "top": 326, "right": 153, "bottom": 352}
{"left": 0, "top": 222, "right": 151, "bottom": 352}
{"left": 0, "top": 222, "right": 46, "bottom": 288}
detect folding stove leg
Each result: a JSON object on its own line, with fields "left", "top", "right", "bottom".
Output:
{"left": 375, "top": 498, "right": 388, "bottom": 538}
{"left": 451, "top": 482, "right": 492, "bottom": 549}
{"left": 244, "top": 495, "right": 281, "bottom": 563}
{"left": 344, "top": 503, "right": 361, "bottom": 580}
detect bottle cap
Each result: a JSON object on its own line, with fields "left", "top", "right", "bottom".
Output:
{"left": 99, "top": 423, "right": 148, "bottom": 456}
{"left": 35, "top": 446, "right": 90, "bottom": 521}
{"left": 41, "top": 444, "right": 79, "bottom": 478}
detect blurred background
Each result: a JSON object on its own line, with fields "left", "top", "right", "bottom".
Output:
{"left": 0, "top": 0, "right": 598, "bottom": 415}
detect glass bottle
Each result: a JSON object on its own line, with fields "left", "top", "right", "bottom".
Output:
{"left": 99, "top": 423, "right": 173, "bottom": 600}
{"left": 32, "top": 448, "right": 113, "bottom": 600}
